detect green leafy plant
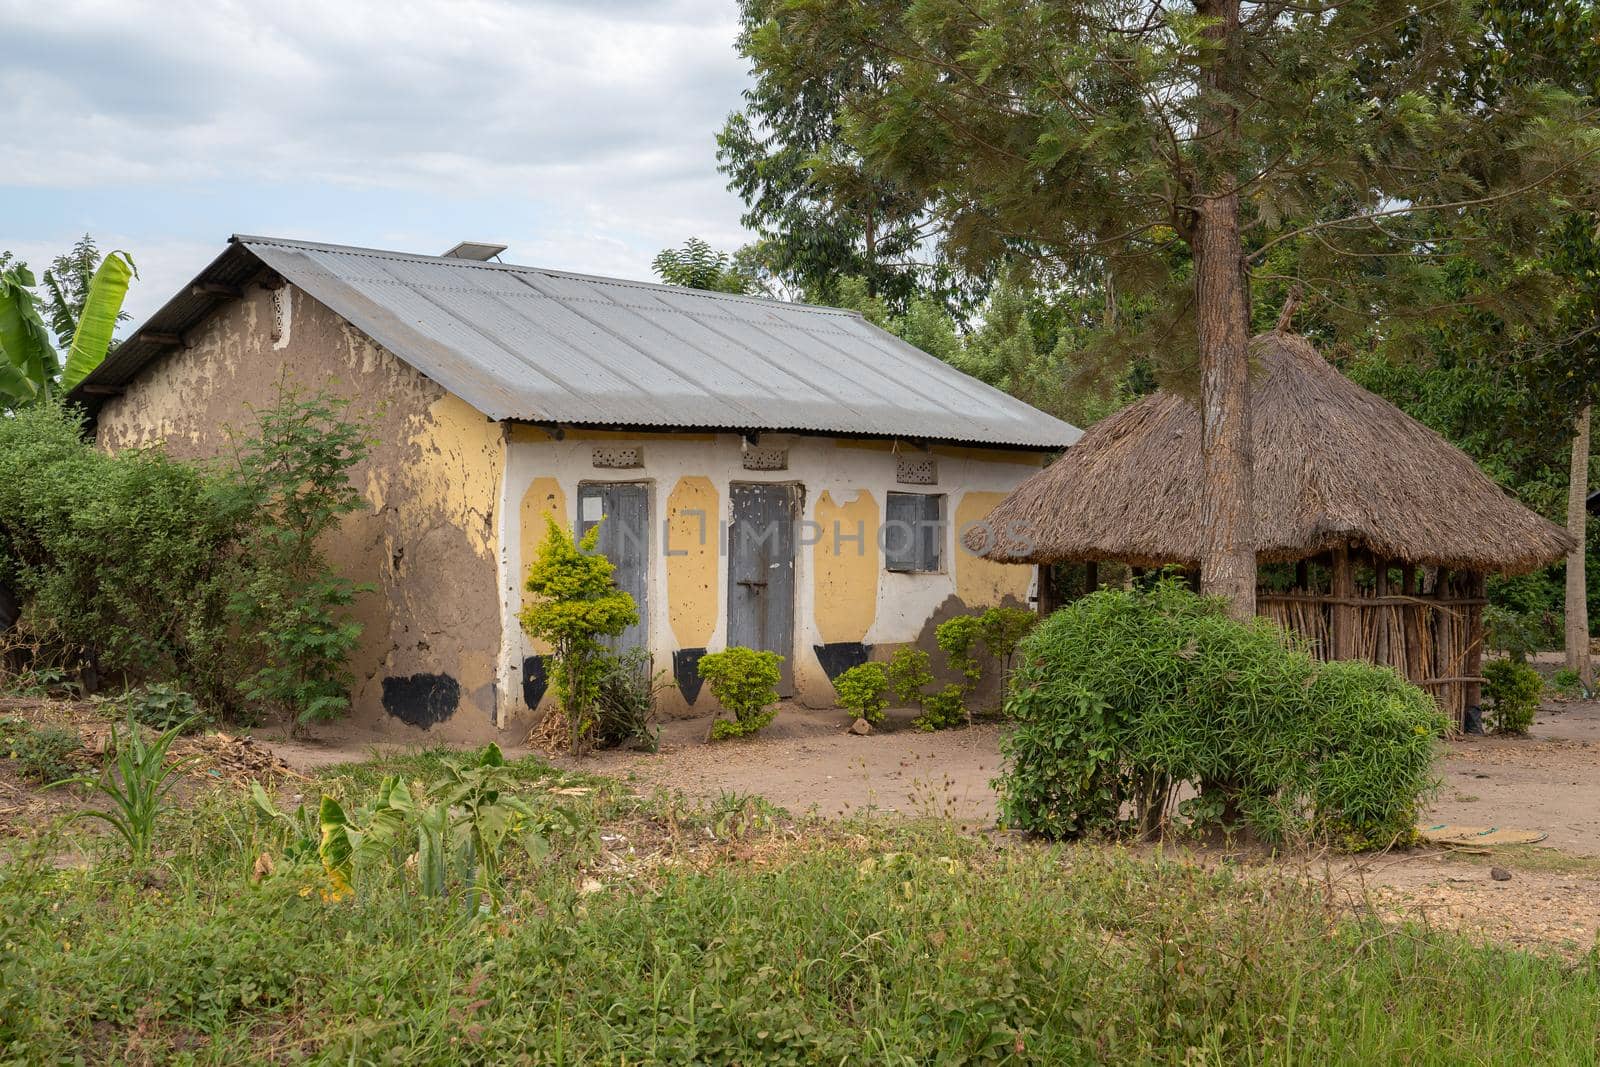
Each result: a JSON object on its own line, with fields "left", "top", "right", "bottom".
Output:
{"left": 698, "top": 647, "right": 782, "bottom": 740}
{"left": 253, "top": 744, "right": 548, "bottom": 912}
{"left": 60, "top": 717, "right": 197, "bottom": 861}
{"left": 1484, "top": 659, "right": 1543, "bottom": 736}
{"left": 0, "top": 248, "right": 135, "bottom": 407}
{"left": 885, "top": 647, "right": 933, "bottom": 706}
{"left": 225, "top": 388, "right": 374, "bottom": 728}
{"left": 119, "top": 682, "right": 207, "bottom": 735}
{"left": 997, "top": 581, "right": 1444, "bottom": 851}
{"left": 0, "top": 394, "right": 371, "bottom": 727}
{"left": 1550, "top": 667, "right": 1588, "bottom": 699}
{"left": 4, "top": 722, "right": 81, "bottom": 784}
{"left": 913, "top": 683, "right": 968, "bottom": 733}
{"left": 1484, "top": 605, "right": 1559, "bottom": 664}
{"left": 833, "top": 661, "right": 889, "bottom": 725}
{"left": 519, "top": 518, "right": 639, "bottom": 755}
{"left": 976, "top": 606, "right": 1037, "bottom": 676}
{"left": 594, "top": 648, "right": 664, "bottom": 752}
{"left": 936, "top": 615, "right": 985, "bottom": 687}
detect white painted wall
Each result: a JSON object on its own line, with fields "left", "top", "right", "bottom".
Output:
{"left": 494, "top": 431, "right": 1043, "bottom": 722}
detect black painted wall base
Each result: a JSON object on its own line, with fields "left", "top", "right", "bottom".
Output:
{"left": 813, "top": 642, "right": 870, "bottom": 681}
{"left": 381, "top": 673, "right": 461, "bottom": 729}
{"left": 673, "top": 647, "right": 707, "bottom": 705}
{"left": 522, "top": 655, "right": 549, "bottom": 709}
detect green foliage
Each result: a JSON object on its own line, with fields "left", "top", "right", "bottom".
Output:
{"left": 1551, "top": 667, "right": 1587, "bottom": 699}
{"left": 832, "top": 661, "right": 888, "bottom": 724}
{"left": 745, "top": 0, "right": 1600, "bottom": 395}
{"left": 519, "top": 518, "right": 639, "bottom": 755}
{"left": 698, "top": 647, "right": 782, "bottom": 740}
{"left": 254, "top": 744, "right": 549, "bottom": 912}
{"left": 0, "top": 240, "right": 135, "bottom": 407}
{"left": 3, "top": 721, "right": 80, "bottom": 784}
{"left": 885, "top": 647, "right": 933, "bottom": 706}
{"left": 593, "top": 648, "right": 663, "bottom": 753}
{"left": 913, "top": 683, "right": 967, "bottom": 733}
{"left": 0, "top": 393, "right": 371, "bottom": 725}
{"left": 999, "top": 582, "right": 1444, "bottom": 850}
{"left": 5, "top": 762, "right": 1600, "bottom": 1062}
{"left": 118, "top": 683, "right": 207, "bottom": 735}
{"left": 1484, "top": 603, "right": 1563, "bottom": 663}
{"left": 61, "top": 717, "right": 197, "bottom": 861}
{"left": 224, "top": 389, "right": 373, "bottom": 726}
{"left": 652, "top": 237, "right": 758, "bottom": 294}
{"left": 1484, "top": 659, "right": 1543, "bottom": 736}
{"left": 935, "top": 614, "right": 984, "bottom": 686}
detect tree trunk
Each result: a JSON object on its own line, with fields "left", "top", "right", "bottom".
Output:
{"left": 1566, "top": 405, "right": 1592, "bottom": 685}
{"left": 1193, "top": 0, "right": 1255, "bottom": 620}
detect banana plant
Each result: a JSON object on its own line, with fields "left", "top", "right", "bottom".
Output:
{"left": 0, "top": 250, "right": 136, "bottom": 406}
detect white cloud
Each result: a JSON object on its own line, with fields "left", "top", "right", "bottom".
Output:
{"left": 0, "top": 0, "right": 758, "bottom": 322}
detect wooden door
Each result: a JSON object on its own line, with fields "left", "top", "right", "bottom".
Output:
{"left": 726, "top": 482, "right": 799, "bottom": 694}
{"left": 576, "top": 482, "right": 649, "bottom": 652}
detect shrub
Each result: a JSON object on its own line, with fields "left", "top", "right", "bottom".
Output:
{"left": 1550, "top": 667, "right": 1587, "bottom": 699}
{"left": 594, "top": 648, "right": 663, "bottom": 752}
{"left": 886, "top": 647, "right": 933, "bottom": 705}
{"left": 976, "top": 606, "right": 1037, "bottom": 672}
{"left": 5, "top": 723, "right": 80, "bottom": 784}
{"left": 997, "top": 581, "right": 1444, "bottom": 850}
{"left": 1483, "top": 604, "right": 1557, "bottom": 663}
{"left": 1484, "top": 658, "right": 1542, "bottom": 735}
{"left": 698, "top": 647, "right": 781, "bottom": 740}
{"left": 0, "top": 394, "right": 371, "bottom": 726}
{"left": 913, "top": 683, "right": 967, "bottom": 732}
{"left": 519, "top": 518, "right": 639, "bottom": 755}
{"left": 935, "top": 614, "right": 985, "bottom": 686}
{"left": 833, "top": 662, "right": 889, "bottom": 724}
{"left": 120, "top": 683, "right": 207, "bottom": 735}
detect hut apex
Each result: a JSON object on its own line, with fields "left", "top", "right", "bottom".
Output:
{"left": 972, "top": 329, "right": 1574, "bottom": 728}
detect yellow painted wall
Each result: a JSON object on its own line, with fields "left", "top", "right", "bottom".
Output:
{"left": 665, "top": 476, "right": 719, "bottom": 648}
{"left": 403, "top": 394, "right": 505, "bottom": 560}
{"left": 813, "top": 489, "right": 880, "bottom": 643}
{"left": 519, "top": 477, "right": 569, "bottom": 642}
{"left": 955, "top": 491, "right": 1034, "bottom": 606}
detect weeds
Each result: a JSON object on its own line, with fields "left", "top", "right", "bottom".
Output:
{"left": 3, "top": 719, "right": 81, "bottom": 784}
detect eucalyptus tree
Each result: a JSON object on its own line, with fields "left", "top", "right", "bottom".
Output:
{"left": 746, "top": 0, "right": 1600, "bottom": 616}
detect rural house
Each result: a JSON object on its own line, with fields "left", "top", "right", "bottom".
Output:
{"left": 68, "top": 236, "right": 1080, "bottom": 740}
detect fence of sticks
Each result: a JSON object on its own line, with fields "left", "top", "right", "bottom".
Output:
{"left": 1256, "top": 546, "right": 1486, "bottom": 730}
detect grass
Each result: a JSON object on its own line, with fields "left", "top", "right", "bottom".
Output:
{"left": 1431, "top": 842, "right": 1600, "bottom": 876}
{"left": 2, "top": 748, "right": 1599, "bottom": 1063}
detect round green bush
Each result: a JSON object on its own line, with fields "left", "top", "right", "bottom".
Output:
{"left": 1483, "top": 658, "right": 1542, "bottom": 735}
{"left": 997, "top": 581, "right": 1445, "bottom": 850}
{"left": 833, "top": 662, "right": 889, "bottom": 724}
{"left": 699, "top": 647, "right": 782, "bottom": 740}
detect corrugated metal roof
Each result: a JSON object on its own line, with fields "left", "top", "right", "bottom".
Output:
{"left": 73, "top": 235, "right": 1082, "bottom": 449}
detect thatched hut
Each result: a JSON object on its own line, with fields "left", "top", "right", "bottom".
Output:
{"left": 971, "top": 330, "right": 1574, "bottom": 727}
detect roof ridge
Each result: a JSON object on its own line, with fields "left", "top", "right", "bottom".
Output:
{"left": 229, "top": 234, "right": 864, "bottom": 318}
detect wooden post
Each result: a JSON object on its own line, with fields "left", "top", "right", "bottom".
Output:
{"left": 1294, "top": 559, "right": 1308, "bottom": 591}
{"left": 1037, "top": 565, "right": 1060, "bottom": 615}
{"left": 1374, "top": 558, "right": 1391, "bottom": 668}
{"left": 1085, "top": 561, "right": 1099, "bottom": 594}
{"left": 1331, "top": 545, "right": 1356, "bottom": 660}
{"left": 1465, "top": 570, "right": 1486, "bottom": 723}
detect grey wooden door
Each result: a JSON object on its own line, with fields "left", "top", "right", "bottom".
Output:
{"left": 576, "top": 483, "right": 649, "bottom": 651}
{"left": 727, "top": 482, "right": 799, "bottom": 694}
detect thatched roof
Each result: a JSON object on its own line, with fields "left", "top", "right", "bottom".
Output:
{"left": 970, "top": 331, "right": 1574, "bottom": 575}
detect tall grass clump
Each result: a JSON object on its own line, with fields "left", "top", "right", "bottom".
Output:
{"left": 999, "top": 580, "right": 1443, "bottom": 849}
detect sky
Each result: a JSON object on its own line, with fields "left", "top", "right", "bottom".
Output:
{"left": 1, "top": 0, "right": 755, "bottom": 324}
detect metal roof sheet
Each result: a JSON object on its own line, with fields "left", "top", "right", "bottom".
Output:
{"left": 73, "top": 235, "right": 1082, "bottom": 449}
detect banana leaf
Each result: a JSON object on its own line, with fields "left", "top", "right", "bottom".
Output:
{"left": 0, "top": 266, "right": 55, "bottom": 400}
{"left": 61, "top": 251, "right": 136, "bottom": 392}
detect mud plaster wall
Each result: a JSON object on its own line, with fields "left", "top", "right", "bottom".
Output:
{"left": 95, "top": 283, "right": 507, "bottom": 740}
{"left": 497, "top": 431, "right": 1045, "bottom": 719}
